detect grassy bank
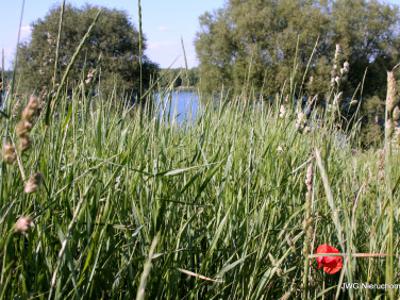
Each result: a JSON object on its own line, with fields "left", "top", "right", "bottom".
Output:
{"left": 0, "top": 87, "right": 399, "bottom": 299}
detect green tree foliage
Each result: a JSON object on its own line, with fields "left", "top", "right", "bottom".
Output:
{"left": 359, "top": 95, "right": 385, "bottom": 147}
{"left": 332, "top": 0, "right": 400, "bottom": 98}
{"left": 195, "top": 0, "right": 400, "bottom": 98}
{"left": 18, "top": 4, "right": 158, "bottom": 96}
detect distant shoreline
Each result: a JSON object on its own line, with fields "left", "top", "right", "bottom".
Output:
{"left": 171, "top": 86, "right": 197, "bottom": 92}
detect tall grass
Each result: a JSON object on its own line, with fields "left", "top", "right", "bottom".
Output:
{"left": 1, "top": 1, "right": 399, "bottom": 299}
{"left": 0, "top": 82, "right": 399, "bottom": 299}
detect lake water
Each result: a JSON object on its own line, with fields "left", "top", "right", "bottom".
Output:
{"left": 156, "top": 91, "right": 201, "bottom": 123}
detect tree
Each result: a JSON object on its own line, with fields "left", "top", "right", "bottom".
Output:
{"left": 195, "top": 0, "right": 400, "bottom": 98}
{"left": 331, "top": 0, "right": 400, "bottom": 98}
{"left": 18, "top": 4, "right": 158, "bottom": 97}
{"left": 359, "top": 95, "right": 385, "bottom": 147}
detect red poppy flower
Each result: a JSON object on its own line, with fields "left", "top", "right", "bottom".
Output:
{"left": 315, "top": 244, "right": 343, "bottom": 274}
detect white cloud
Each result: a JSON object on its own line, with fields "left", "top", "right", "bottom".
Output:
{"left": 20, "top": 25, "right": 32, "bottom": 41}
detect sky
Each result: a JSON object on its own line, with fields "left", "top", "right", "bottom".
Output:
{"left": 0, "top": 0, "right": 226, "bottom": 70}
{"left": 1, "top": 0, "right": 399, "bottom": 70}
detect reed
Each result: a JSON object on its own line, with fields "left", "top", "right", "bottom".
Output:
{"left": 0, "top": 79, "right": 398, "bottom": 298}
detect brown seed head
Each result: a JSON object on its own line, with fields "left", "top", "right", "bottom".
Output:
{"left": 386, "top": 71, "right": 398, "bottom": 115}
{"left": 15, "top": 216, "right": 34, "bottom": 233}
{"left": 16, "top": 121, "right": 33, "bottom": 137}
{"left": 21, "top": 106, "right": 36, "bottom": 121}
{"left": 85, "top": 69, "right": 96, "bottom": 84}
{"left": 393, "top": 106, "right": 400, "bottom": 123}
{"left": 27, "top": 95, "right": 40, "bottom": 110}
{"left": 24, "top": 172, "right": 43, "bottom": 194}
{"left": 19, "top": 135, "right": 31, "bottom": 152}
{"left": 21, "top": 95, "right": 40, "bottom": 122}
{"left": 305, "top": 164, "right": 313, "bottom": 192}
{"left": 2, "top": 143, "right": 16, "bottom": 164}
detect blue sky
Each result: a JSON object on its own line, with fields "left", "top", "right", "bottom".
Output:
{"left": 1, "top": 0, "right": 399, "bottom": 70}
{"left": 0, "top": 0, "right": 226, "bottom": 69}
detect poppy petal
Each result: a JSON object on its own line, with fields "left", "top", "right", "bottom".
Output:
{"left": 315, "top": 244, "right": 343, "bottom": 275}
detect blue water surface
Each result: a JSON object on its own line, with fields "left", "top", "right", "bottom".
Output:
{"left": 157, "top": 91, "right": 201, "bottom": 124}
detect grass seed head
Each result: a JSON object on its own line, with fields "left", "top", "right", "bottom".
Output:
{"left": 330, "top": 44, "right": 342, "bottom": 86}
{"left": 15, "top": 216, "right": 34, "bottom": 234}
{"left": 85, "top": 69, "right": 96, "bottom": 85}
{"left": 295, "top": 112, "right": 307, "bottom": 131}
{"left": 393, "top": 106, "right": 400, "bottom": 123}
{"left": 333, "top": 91, "right": 343, "bottom": 106}
{"left": 334, "top": 44, "right": 341, "bottom": 62}
{"left": 377, "top": 149, "right": 385, "bottom": 181}
{"left": 24, "top": 172, "right": 43, "bottom": 194}
{"left": 277, "top": 145, "right": 285, "bottom": 153}
{"left": 19, "top": 134, "right": 31, "bottom": 152}
{"left": 22, "top": 106, "right": 36, "bottom": 121}
{"left": 27, "top": 95, "right": 40, "bottom": 110}
{"left": 386, "top": 71, "right": 398, "bottom": 115}
{"left": 16, "top": 121, "right": 33, "bottom": 137}
{"left": 279, "top": 105, "right": 286, "bottom": 118}
{"left": 305, "top": 164, "right": 313, "bottom": 192}
{"left": 21, "top": 95, "right": 40, "bottom": 122}
{"left": 340, "top": 61, "right": 350, "bottom": 75}
{"left": 2, "top": 143, "right": 17, "bottom": 164}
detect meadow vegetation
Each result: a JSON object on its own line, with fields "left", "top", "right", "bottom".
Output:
{"left": 1, "top": 0, "right": 400, "bottom": 299}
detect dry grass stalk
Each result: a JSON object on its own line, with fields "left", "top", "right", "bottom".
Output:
{"left": 302, "top": 162, "right": 314, "bottom": 298}
{"left": 308, "top": 253, "right": 387, "bottom": 258}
